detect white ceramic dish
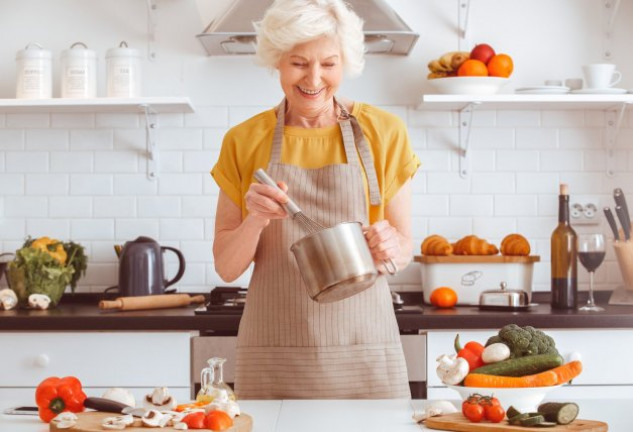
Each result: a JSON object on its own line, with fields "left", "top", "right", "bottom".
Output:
{"left": 428, "top": 77, "right": 511, "bottom": 95}
{"left": 515, "top": 86, "right": 570, "bottom": 95}
{"left": 447, "top": 384, "right": 562, "bottom": 412}
{"left": 571, "top": 87, "right": 627, "bottom": 95}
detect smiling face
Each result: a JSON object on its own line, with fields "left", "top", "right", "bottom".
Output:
{"left": 277, "top": 36, "right": 344, "bottom": 125}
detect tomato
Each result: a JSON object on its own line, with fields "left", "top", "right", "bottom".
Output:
{"left": 462, "top": 402, "right": 484, "bottom": 422}
{"left": 182, "top": 412, "right": 206, "bottom": 429}
{"left": 484, "top": 405, "right": 506, "bottom": 423}
{"left": 205, "top": 410, "right": 233, "bottom": 431}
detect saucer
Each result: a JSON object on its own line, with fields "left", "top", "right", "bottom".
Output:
{"left": 515, "top": 86, "right": 570, "bottom": 95}
{"left": 571, "top": 87, "right": 627, "bottom": 95}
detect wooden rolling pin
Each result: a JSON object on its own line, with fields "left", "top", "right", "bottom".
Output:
{"left": 99, "top": 294, "right": 206, "bottom": 311}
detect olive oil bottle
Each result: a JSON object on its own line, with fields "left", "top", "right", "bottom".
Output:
{"left": 551, "top": 183, "right": 578, "bottom": 309}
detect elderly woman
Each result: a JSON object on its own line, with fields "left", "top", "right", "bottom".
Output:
{"left": 211, "top": 0, "right": 419, "bottom": 399}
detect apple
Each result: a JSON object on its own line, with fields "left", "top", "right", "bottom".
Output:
{"left": 470, "top": 44, "right": 496, "bottom": 65}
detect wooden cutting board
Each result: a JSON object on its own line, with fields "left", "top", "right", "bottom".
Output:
{"left": 50, "top": 411, "right": 252, "bottom": 432}
{"left": 424, "top": 413, "right": 607, "bottom": 432}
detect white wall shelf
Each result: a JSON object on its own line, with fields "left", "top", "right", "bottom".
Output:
{"left": 418, "top": 93, "right": 633, "bottom": 111}
{"left": 0, "top": 97, "right": 194, "bottom": 114}
{"left": 0, "top": 97, "right": 195, "bottom": 180}
{"left": 419, "top": 94, "right": 633, "bottom": 178}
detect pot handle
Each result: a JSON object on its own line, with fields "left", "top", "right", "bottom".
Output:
{"left": 381, "top": 258, "right": 398, "bottom": 275}
{"left": 162, "top": 246, "right": 186, "bottom": 288}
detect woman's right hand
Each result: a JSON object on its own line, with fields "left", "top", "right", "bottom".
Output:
{"left": 244, "top": 180, "right": 290, "bottom": 226}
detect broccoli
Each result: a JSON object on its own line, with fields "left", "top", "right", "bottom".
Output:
{"left": 485, "top": 324, "right": 559, "bottom": 358}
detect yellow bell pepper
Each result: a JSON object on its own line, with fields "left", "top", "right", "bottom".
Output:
{"left": 31, "top": 237, "right": 67, "bottom": 265}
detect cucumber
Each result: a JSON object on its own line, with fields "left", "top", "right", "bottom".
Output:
{"left": 520, "top": 414, "right": 545, "bottom": 427}
{"left": 535, "top": 422, "right": 558, "bottom": 427}
{"left": 506, "top": 406, "right": 522, "bottom": 419}
{"left": 537, "top": 402, "right": 579, "bottom": 425}
{"left": 508, "top": 413, "right": 531, "bottom": 425}
{"left": 471, "top": 353, "right": 563, "bottom": 377}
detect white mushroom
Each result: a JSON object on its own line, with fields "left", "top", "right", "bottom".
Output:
{"left": 102, "top": 387, "right": 136, "bottom": 408}
{"left": 28, "top": 293, "right": 51, "bottom": 310}
{"left": 51, "top": 412, "right": 78, "bottom": 429}
{"left": 141, "top": 410, "right": 165, "bottom": 428}
{"left": 0, "top": 288, "right": 18, "bottom": 310}
{"left": 101, "top": 416, "right": 127, "bottom": 430}
{"left": 205, "top": 400, "right": 240, "bottom": 419}
{"left": 173, "top": 422, "right": 188, "bottom": 430}
{"left": 143, "top": 387, "right": 177, "bottom": 411}
{"left": 162, "top": 411, "right": 185, "bottom": 425}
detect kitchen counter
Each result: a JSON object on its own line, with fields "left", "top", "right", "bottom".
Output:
{"left": 0, "top": 398, "right": 629, "bottom": 432}
{"left": 1, "top": 293, "right": 632, "bottom": 332}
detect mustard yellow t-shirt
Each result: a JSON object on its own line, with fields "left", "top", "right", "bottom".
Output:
{"left": 211, "top": 102, "right": 420, "bottom": 224}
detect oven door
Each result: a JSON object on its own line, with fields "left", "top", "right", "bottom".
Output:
{"left": 191, "top": 333, "right": 426, "bottom": 399}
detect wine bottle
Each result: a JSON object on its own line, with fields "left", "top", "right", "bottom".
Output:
{"left": 551, "top": 183, "right": 578, "bottom": 309}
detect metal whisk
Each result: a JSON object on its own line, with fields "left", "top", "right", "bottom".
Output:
{"left": 254, "top": 169, "right": 325, "bottom": 234}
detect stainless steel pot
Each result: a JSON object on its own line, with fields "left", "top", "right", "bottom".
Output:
{"left": 291, "top": 221, "right": 396, "bottom": 303}
{"left": 254, "top": 169, "right": 397, "bottom": 303}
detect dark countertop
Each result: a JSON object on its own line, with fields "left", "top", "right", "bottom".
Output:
{"left": 1, "top": 292, "right": 632, "bottom": 333}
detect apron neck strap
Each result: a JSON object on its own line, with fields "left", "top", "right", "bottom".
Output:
{"left": 270, "top": 98, "right": 382, "bottom": 206}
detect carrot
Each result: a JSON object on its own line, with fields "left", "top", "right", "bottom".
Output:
{"left": 464, "top": 369, "right": 558, "bottom": 388}
{"left": 550, "top": 360, "right": 583, "bottom": 385}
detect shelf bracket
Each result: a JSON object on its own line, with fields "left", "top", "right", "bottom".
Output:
{"left": 602, "top": 0, "right": 621, "bottom": 60}
{"left": 146, "top": 0, "right": 157, "bottom": 61}
{"left": 605, "top": 102, "right": 630, "bottom": 177}
{"left": 458, "top": 0, "right": 472, "bottom": 51}
{"left": 458, "top": 102, "right": 480, "bottom": 178}
{"left": 141, "top": 104, "right": 159, "bottom": 181}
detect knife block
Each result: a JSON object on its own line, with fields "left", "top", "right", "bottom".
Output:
{"left": 613, "top": 240, "right": 633, "bottom": 290}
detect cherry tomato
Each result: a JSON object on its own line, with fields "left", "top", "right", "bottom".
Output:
{"left": 462, "top": 402, "right": 485, "bottom": 423}
{"left": 484, "top": 405, "right": 506, "bottom": 423}
{"left": 182, "top": 412, "right": 206, "bottom": 429}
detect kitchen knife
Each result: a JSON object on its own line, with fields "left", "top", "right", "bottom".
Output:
{"left": 604, "top": 207, "right": 620, "bottom": 241}
{"left": 83, "top": 397, "right": 146, "bottom": 417}
{"left": 614, "top": 188, "right": 631, "bottom": 232}
{"left": 615, "top": 205, "right": 631, "bottom": 241}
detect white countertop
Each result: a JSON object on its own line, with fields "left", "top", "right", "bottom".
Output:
{"left": 1, "top": 398, "right": 630, "bottom": 432}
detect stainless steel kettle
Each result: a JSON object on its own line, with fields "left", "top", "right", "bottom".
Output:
{"left": 117, "top": 236, "right": 186, "bottom": 296}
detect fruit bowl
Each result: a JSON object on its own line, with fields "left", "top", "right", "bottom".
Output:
{"left": 447, "top": 384, "right": 562, "bottom": 413}
{"left": 427, "top": 77, "right": 511, "bottom": 95}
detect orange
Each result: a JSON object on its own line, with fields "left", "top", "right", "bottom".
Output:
{"left": 487, "top": 54, "right": 513, "bottom": 77}
{"left": 429, "top": 287, "right": 458, "bottom": 308}
{"left": 457, "top": 59, "right": 489, "bottom": 77}
{"left": 205, "top": 410, "right": 234, "bottom": 431}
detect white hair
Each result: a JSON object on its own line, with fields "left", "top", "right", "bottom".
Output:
{"left": 254, "top": 0, "right": 366, "bottom": 77}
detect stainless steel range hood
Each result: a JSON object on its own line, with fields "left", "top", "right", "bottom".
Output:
{"left": 196, "top": 0, "right": 419, "bottom": 56}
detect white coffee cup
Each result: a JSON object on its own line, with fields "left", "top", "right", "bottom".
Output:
{"left": 582, "top": 63, "right": 621, "bottom": 89}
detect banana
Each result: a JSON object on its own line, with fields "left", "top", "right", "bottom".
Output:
{"left": 427, "top": 51, "right": 471, "bottom": 79}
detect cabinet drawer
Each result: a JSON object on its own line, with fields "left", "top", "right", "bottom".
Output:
{"left": 0, "top": 332, "right": 190, "bottom": 387}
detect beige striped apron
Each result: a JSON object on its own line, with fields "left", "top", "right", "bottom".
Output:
{"left": 234, "top": 99, "right": 410, "bottom": 399}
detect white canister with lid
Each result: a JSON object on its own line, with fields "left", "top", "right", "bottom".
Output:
{"left": 60, "top": 42, "right": 97, "bottom": 98}
{"left": 106, "top": 41, "right": 142, "bottom": 98}
{"left": 15, "top": 43, "right": 53, "bottom": 99}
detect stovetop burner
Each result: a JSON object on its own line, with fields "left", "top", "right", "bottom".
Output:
{"left": 194, "top": 286, "right": 423, "bottom": 315}
{"left": 195, "top": 286, "right": 246, "bottom": 315}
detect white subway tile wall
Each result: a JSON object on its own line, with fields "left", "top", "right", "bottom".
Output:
{"left": 1, "top": 107, "right": 631, "bottom": 294}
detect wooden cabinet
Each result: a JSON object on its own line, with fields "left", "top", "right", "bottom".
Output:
{"left": 0, "top": 332, "right": 191, "bottom": 402}
{"left": 426, "top": 329, "right": 633, "bottom": 400}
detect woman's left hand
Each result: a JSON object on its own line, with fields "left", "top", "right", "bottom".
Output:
{"left": 364, "top": 220, "right": 401, "bottom": 267}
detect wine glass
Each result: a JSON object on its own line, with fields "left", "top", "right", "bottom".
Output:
{"left": 577, "top": 233, "right": 606, "bottom": 312}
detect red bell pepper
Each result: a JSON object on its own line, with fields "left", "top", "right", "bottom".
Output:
{"left": 454, "top": 334, "right": 485, "bottom": 371}
{"left": 35, "top": 376, "right": 87, "bottom": 423}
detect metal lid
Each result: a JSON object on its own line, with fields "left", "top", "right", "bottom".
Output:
{"left": 479, "top": 282, "right": 529, "bottom": 308}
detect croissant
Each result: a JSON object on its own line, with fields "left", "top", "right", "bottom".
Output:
{"left": 453, "top": 235, "right": 499, "bottom": 256}
{"left": 500, "top": 233, "right": 531, "bottom": 256}
{"left": 421, "top": 234, "right": 453, "bottom": 256}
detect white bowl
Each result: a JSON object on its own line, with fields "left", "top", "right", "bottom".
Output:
{"left": 428, "top": 77, "right": 511, "bottom": 95}
{"left": 447, "top": 384, "right": 561, "bottom": 413}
